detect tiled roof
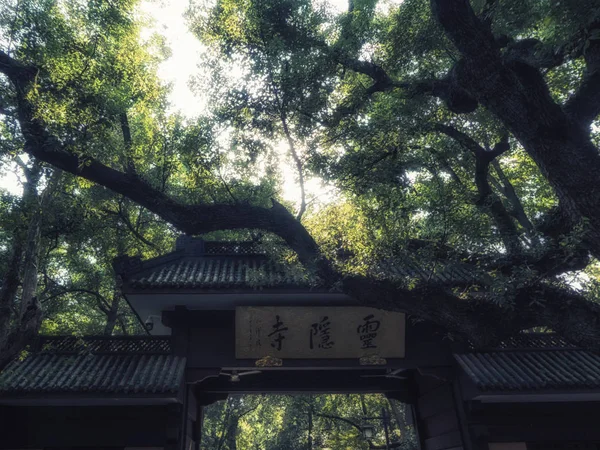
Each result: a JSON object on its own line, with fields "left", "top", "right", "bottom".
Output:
{"left": 128, "top": 256, "right": 308, "bottom": 289}
{"left": 377, "top": 257, "right": 481, "bottom": 285}
{"left": 35, "top": 335, "right": 173, "bottom": 354}
{"left": 125, "top": 255, "right": 479, "bottom": 290}
{"left": 117, "top": 236, "right": 487, "bottom": 291}
{"left": 0, "top": 353, "right": 186, "bottom": 396}
{"left": 117, "top": 237, "right": 484, "bottom": 290}
{"left": 455, "top": 349, "right": 600, "bottom": 391}
{"left": 467, "top": 333, "right": 574, "bottom": 351}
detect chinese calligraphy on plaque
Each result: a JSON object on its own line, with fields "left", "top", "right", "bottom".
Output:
{"left": 235, "top": 307, "right": 405, "bottom": 359}
{"left": 358, "top": 314, "right": 380, "bottom": 349}
{"left": 268, "top": 315, "right": 288, "bottom": 351}
{"left": 310, "top": 316, "right": 335, "bottom": 350}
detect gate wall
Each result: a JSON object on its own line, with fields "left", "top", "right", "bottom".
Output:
{"left": 414, "top": 369, "right": 469, "bottom": 450}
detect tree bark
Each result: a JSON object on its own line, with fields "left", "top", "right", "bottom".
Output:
{"left": 430, "top": 0, "right": 600, "bottom": 260}
{"left": 490, "top": 160, "right": 536, "bottom": 238}
{"left": 0, "top": 162, "right": 42, "bottom": 338}
{"left": 103, "top": 293, "right": 121, "bottom": 336}
{"left": 105, "top": 222, "right": 126, "bottom": 336}
{"left": 0, "top": 50, "right": 332, "bottom": 275}
{"left": 0, "top": 232, "right": 25, "bottom": 346}
{"left": 0, "top": 162, "right": 42, "bottom": 368}
{"left": 433, "top": 124, "right": 521, "bottom": 254}
{"left": 0, "top": 166, "right": 60, "bottom": 369}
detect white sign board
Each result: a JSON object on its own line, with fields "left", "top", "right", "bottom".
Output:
{"left": 235, "top": 306, "right": 405, "bottom": 359}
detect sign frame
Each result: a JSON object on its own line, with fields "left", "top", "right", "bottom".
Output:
{"left": 235, "top": 306, "right": 405, "bottom": 359}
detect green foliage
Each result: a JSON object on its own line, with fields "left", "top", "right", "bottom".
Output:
{"left": 0, "top": 0, "right": 598, "bottom": 345}
{"left": 0, "top": 0, "right": 288, "bottom": 335}
{"left": 202, "top": 394, "right": 417, "bottom": 450}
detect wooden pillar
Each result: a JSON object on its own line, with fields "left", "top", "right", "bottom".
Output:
{"left": 412, "top": 401, "right": 427, "bottom": 450}
{"left": 193, "top": 403, "right": 204, "bottom": 450}
{"left": 452, "top": 374, "right": 475, "bottom": 450}
{"left": 165, "top": 403, "right": 183, "bottom": 450}
{"left": 413, "top": 368, "right": 466, "bottom": 450}
{"left": 193, "top": 390, "right": 229, "bottom": 450}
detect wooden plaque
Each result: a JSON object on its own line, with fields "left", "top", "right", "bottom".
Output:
{"left": 235, "top": 306, "right": 405, "bottom": 359}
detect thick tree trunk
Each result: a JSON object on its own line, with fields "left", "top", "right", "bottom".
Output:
{"left": 0, "top": 163, "right": 41, "bottom": 340}
{"left": 19, "top": 193, "right": 43, "bottom": 319}
{"left": 0, "top": 168, "right": 61, "bottom": 369}
{"left": 430, "top": 0, "right": 600, "bottom": 258}
{"left": 433, "top": 124, "right": 521, "bottom": 254}
{"left": 0, "top": 163, "right": 41, "bottom": 368}
{"left": 105, "top": 228, "right": 126, "bottom": 336}
{"left": 103, "top": 293, "right": 121, "bottom": 336}
{"left": 0, "top": 234, "right": 25, "bottom": 345}
{"left": 0, "top": 229, "right": 42, "bottom": 369}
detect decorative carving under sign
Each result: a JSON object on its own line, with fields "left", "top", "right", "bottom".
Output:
{"left": 359, "top": 355, "right": 388, "bottom": 366}
{"left": 236, "top": 307, "right": 405, "bottom": 359}
{"left": 255, "top": 355, "right": 283, "bottom": 367}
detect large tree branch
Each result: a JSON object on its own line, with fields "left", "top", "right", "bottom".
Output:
{"left": 490, "top": 20, "right": 600, "bottom": 126}
{"left": 119, "top": 111, "right": 137, "bottom": 175}
{"left": 564, "top": 21, "right": 600, "bottom": 125}
{"left": 432, "top": 125, "right": 589, "bottom": 271}
{"left": 314, "top": 413, "right": 362, "bottom": 432}
{"left": 114, "top": 202, "right": 160, "bottom": 251}
{"left": 0, "top": 50, "right": 333, "bottom": 280}
{"left": 429, "top": 0, "right": 600, "bottom": 265}
{"left": 473, "top": 150, "right": 522, "bottom": 255}
{"left": 103, "top": 293, "right": 121, "bottom": 336}
{"left": 280, "top": 112, "right": 307, "bottom": 221}
{"left": 40, "top": 287, "right": 111, "bottom": 312}
{"left": 433, "top": 124, "right": 521, "bottom": 254}
{"left": 344, "top": 275, "right": 600, "bottom": 350}
{"left": 296, "top": 33, "right": 477, "bottom": 124}
{"left": 430, "top": 0, "right": 498, "bottom": 61}
{"left": 0, "top": 51, "right": 37, "bottom": 87}
{"left": 490, "top": 160, "right": 536, "bottom": 237}
{"left": 267, "top": 68, "right": 307, "bottom": 221}
{"left": 406, "top": 235, "right": 588, "bottom": 280}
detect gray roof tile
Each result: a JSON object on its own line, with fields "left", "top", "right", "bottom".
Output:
{"left": 455, "top": 349, "right": 600, "bottom": 391}
{"left": 0, "top": 353, "right": 186, "bottom": 395}
{"left": 129, "top": 256, "right": 308, "bottom": 289}
{"left": 119, "top": 239, "right": 483, "bottom": 290}
{"left": 377, "top": 258, "right": 481, "bottom": 285}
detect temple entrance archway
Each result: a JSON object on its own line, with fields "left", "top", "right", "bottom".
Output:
{"left": 3, "top": 238, "right": 600, "bottom": 450}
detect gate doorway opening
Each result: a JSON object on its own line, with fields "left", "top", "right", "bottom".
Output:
{"left": 200, "top": 393, "right": 418, "bottom": 450}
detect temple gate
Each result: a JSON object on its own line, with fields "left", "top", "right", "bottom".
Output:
{"left": 1, "top": 237, "right": 600, "bottom": 450}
